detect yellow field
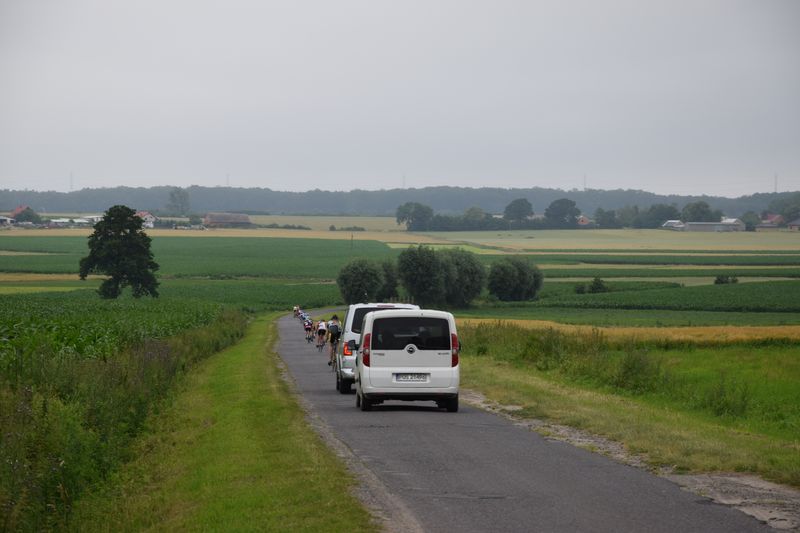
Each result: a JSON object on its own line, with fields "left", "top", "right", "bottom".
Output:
{"left": 460, "top": 318, "right": 800, "bottom": 344}
{"left": 0, "top": 250, "right": 59, "bottom": 256}
{"left": 426, "top": 229, "right": 800, "bottom": 251}
{"left": 249, "top": 214, "right": 401, "bottom": 232}
{"left": 0, "top": 273, "right": 101, "bottom": 281}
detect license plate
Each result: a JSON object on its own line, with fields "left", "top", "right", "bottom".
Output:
{"left": 396, "top": 373, "right": 428, "bottom": 382}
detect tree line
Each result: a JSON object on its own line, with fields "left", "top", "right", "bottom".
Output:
{"left": 336, "top": 246, "right": 543, "bottom": 308}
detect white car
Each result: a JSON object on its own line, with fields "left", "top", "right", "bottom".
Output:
{"left": 335, "top": 302, "right": 419, "bottom": 393}
{"left": 354, "top": 309, "right": 460, "bottom": 412}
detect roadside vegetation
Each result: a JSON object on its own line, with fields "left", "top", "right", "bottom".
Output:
{"left": 70, "top": 315, "right": 376, "bottom": 532}
{"left": 459, "top": 322, "right": 800, "bottom": 486}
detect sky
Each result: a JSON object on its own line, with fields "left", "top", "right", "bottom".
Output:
{"left": 1, "top": 0, "right": 798, "bottom": 197}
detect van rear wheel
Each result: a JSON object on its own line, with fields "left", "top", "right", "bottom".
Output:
{"left": 359, "top": 392, "right": 373, "bottom": 411}
{"left": 446, "top": 395, "right": 459, "bottom": 413}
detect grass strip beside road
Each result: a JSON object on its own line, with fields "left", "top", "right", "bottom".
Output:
{"left": 71, "top": 313, "right": 376, "bottom": 532}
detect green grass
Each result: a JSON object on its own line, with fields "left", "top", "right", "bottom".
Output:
{"left": 69, "top": 314, "right": 376, "bottom": 532}
{"left": 459, "top": 323, "right": 800, "bottom": 486}
{"left": 0, "top": 236, "right": 396, "bottom": 278}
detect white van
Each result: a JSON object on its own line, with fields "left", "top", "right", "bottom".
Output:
{"left": 354, "top": 309, "right": 460, "bottom": 412}
{"left": 335, "top": 302, "right": 419, "bottom": 393}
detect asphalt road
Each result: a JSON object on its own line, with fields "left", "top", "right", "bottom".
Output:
{"left": 276, "top": 314, "right": 767, "bottom": 533}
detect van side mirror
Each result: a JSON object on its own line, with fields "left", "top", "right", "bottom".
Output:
{"left": 348, "top": 339, "right": 358, "bottom": 351}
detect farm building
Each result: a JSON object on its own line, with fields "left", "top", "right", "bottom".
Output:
{"left": 0, "top": 216, "right": 14, "bottom": 226}
{"left": 9, "top": 205, "right": 30, "bottom": 219}
{"left": 135, "top": 211, "right": 158, "bottom": 229}
{"left": 661, "top": 220, "right": 685, "bottom": 230}
{"left": 684, "top": 218, "right": 744, "bottom": 232}
{"left": 787, "top": 218, "right": 800, "bottom": 231}
{"left": 203, "top": 212, "right": 252, "bottom": 227}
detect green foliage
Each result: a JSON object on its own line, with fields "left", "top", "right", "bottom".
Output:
{"left": 740, "top": 211, "right": 761, "bottom": 231}
{"left": 544, "top": 198, "right": 580, "bottom": 227}
{"left": 165, "top": 187, "right": 190, "bottom": 216}
{"left": 375, "top": 260, "right": 399, "bottom": 301}
{"left": 768, "top": 191, "right": 800, "bottom": 223}
{"left": 593, "top": 207, "right": 620, "bottom": 228}
{"left": 700, "top": 373, "right": 750, "bottom": 417}
{"left": 397, "top": 245, "right": 445, "bottom": 307}
{"left": 487, "top": 257, "right": 544, "bottom": 301}
{"left": 336, "top": 259, "right": 383, "bottom": 304}
{"left": 13, "top": 207, "right": 42, "bottom": 224}
{"left": 439, "top": 248, "right": 487, "bottom": 307}
{"left": 395, "top": 202, "right": 434, "bottom": 231}
{"left": 681, "top": 201, "right": 722, "bottom": 222}
{"left": 503, "top": 198, "right": 533, "bottom": 221}
{"left": 79, "top": 205, "right": 160, "bottom": 298}
{"left": 632, "top": 203, "right": 681, "bottom": 228}
{"left": 587, "top": 277, "right": 609, "bottom": 293}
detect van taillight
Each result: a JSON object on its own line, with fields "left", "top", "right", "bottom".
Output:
{"left": 343, "top": 342, "right": 352, "bottom": 356}
{"left": 362, "top": 333, "right": 371, "bottom": 367}
{"left": 451, "top": 333, "right": 459, "bottom": 367}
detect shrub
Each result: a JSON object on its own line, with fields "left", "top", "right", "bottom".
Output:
{"left": 588, "top": 277, "right": 609, "bottom": 293}
{"left": 701, "top": 373, "right": 750, "bottom": 417}
{"left": 439, "top": 248, "right": 486, "bottom": 307}
{"left": 375, "top": 260, "right": 399, "bottom": 301}
{"left": 336, "top": 259, "right": 383, "bottom": 304}
{"left": 714, "top": 275, "right": 739, "bottom": 285}
{"left": 487, "top": 257, "right": 543, "bottom": 301}
{"left": 397, "top": 246, "right": 445, "bottom": 307}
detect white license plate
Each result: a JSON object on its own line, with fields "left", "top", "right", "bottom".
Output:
{"left": 396, "top": 373, "right": 428, "bottom": 382}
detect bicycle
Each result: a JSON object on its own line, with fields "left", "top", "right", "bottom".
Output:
{"left": 328, "top": 338, "right": 339, "bottom": 370}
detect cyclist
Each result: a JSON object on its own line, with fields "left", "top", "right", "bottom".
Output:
{"left": 326, "top": 314, "right": 341, "bottom": 365}
{"left": 293, "top": 305, "right": 300, "bottom": 318}
{"left": 315, "top": 319, "right": 327, "bottom": 351}
{"left": 303, "top": 317, "right": 314, "bottom": 342}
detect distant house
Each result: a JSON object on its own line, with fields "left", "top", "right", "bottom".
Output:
{"left": 0, "top": 216, "right": 14, "bottom": 226}
{"left": 85, "top": 215, "right": 104, "bottom": 224}
{"left": 10, "top": 205, "right": 30, "bottom": 219}
{"left": 661, "top": 220, "right": 685, "bottom": 231}
{"left": 135, "top": 211, "right": 158, "bottom": 229}
{"left": 684, "top": 218, "right": 744, "bottom": 232}
{"left": 577, "top": 215, "right": 592, "bottom": 226}
{"left": 48, "top": 218, "right": 72, "bottom": 227}
{"left": 203, "top": 212, "right": 252, "bottom": 228}
{"left": 762, "top": 213, "right": 784, "bottom": 225}
{"left": 787, "top": 218, "right": 800, "bottom": 231}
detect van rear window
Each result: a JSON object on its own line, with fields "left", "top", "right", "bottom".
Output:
{"left": 351, "top": 307, "right": 398, "bottom": 334}
{"left": 371, "top": 317, "right": 450, "bottom": 350}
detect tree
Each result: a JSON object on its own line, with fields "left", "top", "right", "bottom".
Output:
{"left": 593, "top": 208, "right": 620, "bottom": 228}
{"left": 544, "top": 198, "right": 580, "bottom": 227}
{"left": 79, "top": 205, "right": 160, "bottom": 298}
{"left": 615, "top": 205, "right": 639, "bottom": 228}
{"left": 375, "top": 260, "right": 399, "bottom": 301}
{"left": 634, "top": 203, "right": 680, "bottom": 228}
{"left": 768, "top": 192, "right": 800, "bottom": 224}
{"left": 503, "top": 198, "right": 533, "bottom": 222}
{"left": 336, "top": 259, "right": 383, "bottom": 304}
{"left": 397, "top": 245, "right": 445, "bottom": 307}
{"left": 439, "top": 248, "right": 486, "bottom": 307}
{"left": 14, "top": 207, "right": 42, "bottom": 224}
{"left": 487, "top": 257, "right": 543, "bottom": 301}
{"left": 740, "top": 211, "right": 761, "bottom": 231}
{"left": 166, "top": 187, "right": 190, "bottom": 216}
{"left": 395, "top": 202, "right": 434, "bottom": 231}
{"left": 681, "top": 201, "right": 720, "bottom": 222}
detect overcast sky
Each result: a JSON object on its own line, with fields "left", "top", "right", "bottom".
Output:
{"left": 1, "top": 0, "right": 798, "bottom": 197}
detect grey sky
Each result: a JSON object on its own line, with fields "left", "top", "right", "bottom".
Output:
{"left": 1, "top": 0, "right": 798, "bottom": 196}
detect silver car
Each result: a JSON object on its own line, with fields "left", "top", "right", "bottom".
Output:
{"left": 335, "top": 302, "right": 419, "bottom": 393}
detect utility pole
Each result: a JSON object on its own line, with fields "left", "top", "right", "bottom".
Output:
{"left": 774, "top": 173, "right": 778, "bottom": 193}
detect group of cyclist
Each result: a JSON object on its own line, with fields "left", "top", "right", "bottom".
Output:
{"left": 293, "top": 305, "right": 341, "bottom": 365}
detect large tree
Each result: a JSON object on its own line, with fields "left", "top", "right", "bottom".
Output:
{"left": 544, "top": 198, "right": 580, "bottom": 227}
{"left": 336, "top": 259, "right": 383, "bottom": 304}
{"left": 79, "top": 205, "right": 159, "bottom": 298}
{"left": 681, "top": 201, "right": 721, "bottom": 222}
{"left": 395, "top": 202, "right": 434, "bottom": 231}
{"left": 503, "top": 198, "right": 533, "bottom": 222}
{"left": 397, "top": 245, "right": 445, "bottom": 307}
{"left": 488, "top": 257, "right": 543, "bottom": 301}
{"left": 166, "top": 187, "right": 190, "bottom": 216}
{"left": 439, "top": 248, "right": 486, "bottom": 307}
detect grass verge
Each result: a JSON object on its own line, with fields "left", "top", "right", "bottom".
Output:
{"left": 69, "top": 313, "right": 376, "bottom": 532}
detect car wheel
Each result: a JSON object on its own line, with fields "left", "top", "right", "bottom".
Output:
{"left": 355, "top": 389, "right": 361, "bottom": 407}
{"left": 335, "top": 372, "right": 341, "bottom": 392}
{"left": 360, "top": 392, "right": 372, "bottom": 412}
{"left": 446, "top": 395, "right": 459, "bottom": 413}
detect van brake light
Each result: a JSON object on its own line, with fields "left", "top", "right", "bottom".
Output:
{"left": 451, "top": 333, "right": 459, "bottom": 367}
{"left": 343, "top": 342, "right": 352, "bottom": 356}
{"left": 362, "top": 333, "right": 371, "bottom": 367}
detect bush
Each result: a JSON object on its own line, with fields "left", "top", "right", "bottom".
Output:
{"left": 397, "top": 246, "right": 445, "bottom": 307}
{"left": 487, "top": 257, "right": 543, "bottom": 301}
{"left": 336, "top": 259, "right": 383, "bottom": 304}
{"left": 701, "top": 373, "right": 750, "bottom": 417}
{"left": 588, "top": 277, "right": 609, "bottom": 293}
{"left": 714, "top": 275, "right": 739, "bottom": 285}
{"left": 439, "top": 248, "right": 486, "bottom": 307}
{"left": 375, "top": 260, "right": 399, "bottom": 301}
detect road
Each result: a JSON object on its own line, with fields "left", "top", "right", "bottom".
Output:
{"left": 276, "top": 314, "right": 767, "bottom": 533}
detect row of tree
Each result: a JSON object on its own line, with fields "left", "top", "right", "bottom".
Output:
{"left": 336, "top": 246, "right": 543, "bottom": 307}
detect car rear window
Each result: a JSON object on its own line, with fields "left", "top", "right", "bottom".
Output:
{"left": 371, "top": 317, "right": 450, "bottom": 351}
{"left": 351, "top": 306, "right": 401, "bottom": 334}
